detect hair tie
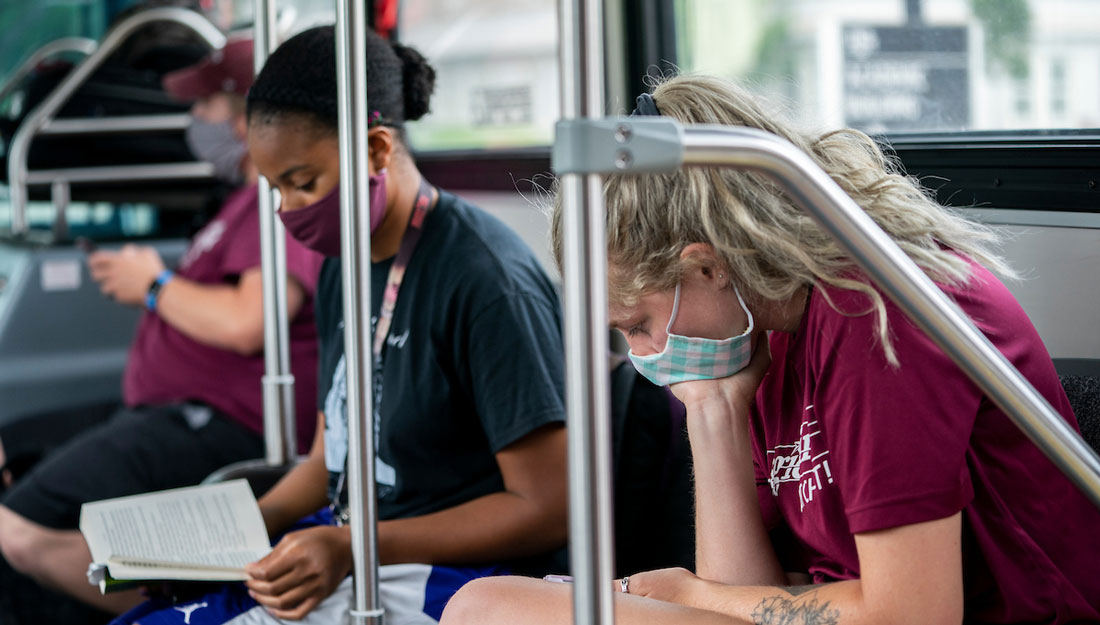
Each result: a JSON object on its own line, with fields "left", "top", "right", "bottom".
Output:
{"left": 631, "top": 93, "right": 661, "bottom": 117}
{"left": 368, "top": 110, "right": 383, "bottom": 128}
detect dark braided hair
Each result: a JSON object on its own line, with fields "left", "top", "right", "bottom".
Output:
{"left": 246, "top": 25, "right": 436, "bottom": 137}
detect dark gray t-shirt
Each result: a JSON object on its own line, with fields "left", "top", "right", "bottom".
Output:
{"left": 317, "top": 190, "right": 565, "bottom": 522}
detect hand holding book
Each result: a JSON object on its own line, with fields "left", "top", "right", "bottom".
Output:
{"left": 80, "top": 480, "right": 271, "bottom": 593}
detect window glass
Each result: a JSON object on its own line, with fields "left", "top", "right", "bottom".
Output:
{"left": 0, "top": 0, "right": 110, "bottom": 89}
{"left": 675, "top": 0, "right": 1100, "bottom": 134}
{"left": 399, "top": 0, "right": 559, "bottom": 150}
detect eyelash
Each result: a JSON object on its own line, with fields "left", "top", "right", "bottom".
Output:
{"left": 626, "top": 325, "right": 642, "bottom": 338}
{"left": 295, "top": 180, "right": 315, "bottom": 192}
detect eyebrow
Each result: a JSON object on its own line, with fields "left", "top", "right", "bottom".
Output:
{"left": 276, "top": 164, "right": 310, "bottom": 183}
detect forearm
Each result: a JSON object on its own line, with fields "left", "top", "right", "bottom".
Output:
{"left": 258, "top": 452, "right": 331, "bottom": 536}
{"left": 377, "top": 490, "right": 566, "bottom": 566}
{"left": 687, "top": 398, "right": 785, "bottom": 586}
{"left": 691, "top": 580, "right": 863, "bottom": 625}
{"left": 154, "top": 278, "right": 261, "bottom": 354}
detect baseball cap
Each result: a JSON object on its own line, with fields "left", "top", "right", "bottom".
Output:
{"left": 162, "top": 37, "right": 254, "bottom": 101}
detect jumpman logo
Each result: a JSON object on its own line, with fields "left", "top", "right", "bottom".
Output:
{"left": 173, "top": 601, "right": 209, "bottom": 624}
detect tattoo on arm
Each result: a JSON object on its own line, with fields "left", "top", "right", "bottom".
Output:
{"left": 751, "top": 587, "right": 840, "bottom": 625}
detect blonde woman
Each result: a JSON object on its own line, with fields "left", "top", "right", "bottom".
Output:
{"left": 440, "top": 75, "right": 1100, "bottom": 625}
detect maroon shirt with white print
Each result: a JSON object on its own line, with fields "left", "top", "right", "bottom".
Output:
{"left": 123, "top": 184, "right": 324, "bottom": 453}
{"left": 752, "top": 258, "right": 1100, "bottom": 623}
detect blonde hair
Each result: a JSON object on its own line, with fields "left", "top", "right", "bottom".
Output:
{"left": 550, "top": 74, "right": 1014, "bottom": 366}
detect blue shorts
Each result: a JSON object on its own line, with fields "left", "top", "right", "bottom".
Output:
{"left": 109, "top": 509, "right": 508, "bottom": 625}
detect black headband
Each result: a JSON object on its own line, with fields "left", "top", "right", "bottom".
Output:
{"left": 631, "top": 92, "right": 661, "bottom": 116}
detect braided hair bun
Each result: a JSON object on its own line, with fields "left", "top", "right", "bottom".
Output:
{"left": 248, "top": 25, "right": 437, "bottom": 133}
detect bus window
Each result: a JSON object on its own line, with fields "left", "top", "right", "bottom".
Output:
{"left": 398, "top": 0, "right": 559, "bottom": 151}
{"left": 674, "top": 0, "right": 1100, "bottom": 134}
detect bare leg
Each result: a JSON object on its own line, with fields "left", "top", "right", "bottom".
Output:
{"left": 0, "top": 505, "right": 143, "bottom": 614}
{"left": 440, "top": 576, "right": 747, "bottom": 625}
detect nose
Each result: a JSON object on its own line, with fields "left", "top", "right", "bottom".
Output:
{"left": 622, "top": 333, "right": 658, "bottom": 357}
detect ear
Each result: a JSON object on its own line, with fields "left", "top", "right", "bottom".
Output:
{"left": 367, "top": 127, "right": 395, "bottom": 174}
{"left": 679, "top": 243, "right": 730, "bottom": 289}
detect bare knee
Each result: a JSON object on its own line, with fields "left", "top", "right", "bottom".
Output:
{"left": 442, "top": 576, "right": 565, "bottom": 625}
{"left": 0, "top": 505, "right": 51, "bottom": 576}
{"left": 442, "top": 577, "right": 514, "bottom": 624}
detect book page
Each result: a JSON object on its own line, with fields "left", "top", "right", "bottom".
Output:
{"left": 79, "top": 480, "right": 271, "bottom": 581}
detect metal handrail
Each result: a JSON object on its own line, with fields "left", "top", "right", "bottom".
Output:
{"left": 0, "top": 38, "right": 97, "bottom": 108}
{"left": 7, "top": 7, "right": 226, "bottom": 235}
{"left": 25, "top": 162, "right": 213, "bottom": 185}
{"left": 336, "top": 0, "right": 383, "bottom": 622}
{"left": 553, "top": 120, "right": 1100, "bottom": 625}
{"left": 253, "top": 0, "right": 297, "bottom": 467}
{"left": 39, "top": 114, "right": 191, "bottom": 135}
{"left": 557, "top": 1, "right": 617, "bottom": 625}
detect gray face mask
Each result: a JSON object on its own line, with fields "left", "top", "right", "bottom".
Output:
{"left": 186, "top": 118, "right": 247, "bottom": 185}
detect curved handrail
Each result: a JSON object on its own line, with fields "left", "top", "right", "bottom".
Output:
{"left": 554, "top": 116, "right": 1100, "bottom": 625}
{"left": 0, "top": 38, "right": 98, "bottom": 109}
{"left": 7, "top": 7, "right": 226, "bottom": 235}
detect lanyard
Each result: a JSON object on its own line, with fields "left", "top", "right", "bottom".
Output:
{"left": 330, "top": 177, "right": 436, "bottom": 525}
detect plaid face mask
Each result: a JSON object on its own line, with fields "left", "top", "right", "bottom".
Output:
{"left": 628, "top": 283, "right": 755, "bottom": 387}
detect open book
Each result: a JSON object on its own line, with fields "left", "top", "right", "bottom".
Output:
{"left": 79, "top": 480, "right": 271, "bottom": 591}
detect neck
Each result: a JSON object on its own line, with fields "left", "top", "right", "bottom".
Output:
{"left": 756, "top": 285, "right": 811, "bottom": 333}
{"left": 370, "top": 158, "right": 432, "bottom": 262}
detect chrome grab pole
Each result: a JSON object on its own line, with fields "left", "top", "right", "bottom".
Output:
{"left": 7, "top": 7, "right": 225, "bottom": 235}
{"left": 335, "top": 0, "right": 383, "bottom": 622}
{"left": 558, "top": 0, "right": 617, "bottom": 623}
{"left": 677, "top": 125, "right": 1100, "bottom": 509}
{"left": 254, "top": 0, "right": 297, "bottom": 466}
{"left": 24, "top": 162, "right": 213, "bottom": 185}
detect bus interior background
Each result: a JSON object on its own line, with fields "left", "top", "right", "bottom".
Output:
{"left": 0, "top": 0, "right": 1096, "bottom": 580}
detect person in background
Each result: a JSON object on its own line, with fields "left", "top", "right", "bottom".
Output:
{"left": 440, "top": 75, "right": 1100, "bottom": 625}
{"left": 107, "top": 24, "right": 569, "bottom": 625}
{"left": 0, "top": 38, "right": 324, "bottom": 617}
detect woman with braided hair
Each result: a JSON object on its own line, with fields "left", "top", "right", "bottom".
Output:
{"left": 109, "top": 25, "right": 568, "bottom": 625}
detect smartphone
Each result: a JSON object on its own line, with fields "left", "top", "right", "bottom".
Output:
{"left": 542, "top": 574, "right": 574, "bottom": 583}
{"left": 75, "top": 237, "right": 97, "bottom": 254}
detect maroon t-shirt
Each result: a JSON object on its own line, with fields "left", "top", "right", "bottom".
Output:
{"left": 123, "top": 184, "right": 323, "bottom": 453}
{"left": 753, "top": 259, "right": 1100, "bottom": 623}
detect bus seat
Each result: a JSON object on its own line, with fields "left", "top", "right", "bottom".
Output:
{"left": 1061, "top": 375, "right": 1100, "bottom": 453}
{"left": 610, "top": 356, "right": 695, "bottom": 577}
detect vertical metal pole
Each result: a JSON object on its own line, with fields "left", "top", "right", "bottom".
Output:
{"left": 336, "top": 0, "right": 383, "bottom": 622}
{"left": 51, "top": 179, "right": 71, "bottom": 240}
{"left": 254, "top": 0, "right": 297, "bottom": 465}
{"left": 558, "top": 0, "right": 616, "bottom": 623}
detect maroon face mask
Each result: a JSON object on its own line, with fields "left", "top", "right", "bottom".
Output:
{"left": 278, "top": 170, "right": 388, "bottom": 257}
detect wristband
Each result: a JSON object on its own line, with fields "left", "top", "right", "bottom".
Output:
{"left": 145, "top": 269, "right": 175, "bottom": 312}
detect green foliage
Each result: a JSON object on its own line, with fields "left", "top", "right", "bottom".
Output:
{"left": 971, "top": 0, "right": 1031, "bottom": 79}
{"left": 749, "top": 17, "right": 795, "bottom": 82}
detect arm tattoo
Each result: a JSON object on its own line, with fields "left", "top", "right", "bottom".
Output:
{"left": 751, "top": 588, "right": 840, "bottom": 625}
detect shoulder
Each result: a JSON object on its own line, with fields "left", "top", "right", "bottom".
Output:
{"left": 804, "top": 256, "right": 1038, "bottom": 365}
{"left": 425, "top": 191, "right": 559, "bottom": 311}
{"left": 218, "top": 184, "right": 261, "bottom": 224}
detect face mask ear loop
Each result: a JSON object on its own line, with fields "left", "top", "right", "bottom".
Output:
{"left": 732, "top": 286, "right": 755, "bottom": 336}
{"left": 666, "top": 283, "right": 683, "bottom": 334}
